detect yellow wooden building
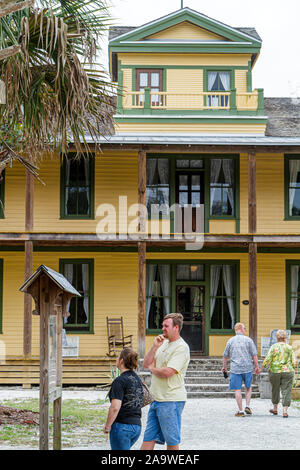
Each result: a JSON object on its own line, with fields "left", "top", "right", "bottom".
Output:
{"left": 1, "top": 7, "right": 300, "bottom": 385}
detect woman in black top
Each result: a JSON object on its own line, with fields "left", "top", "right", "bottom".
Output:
{"left": 104, "top": 347, "right": 144, "bottom": 450}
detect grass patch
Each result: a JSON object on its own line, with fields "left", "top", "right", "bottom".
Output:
{"left": 0, "top": 398, "right": 109, "bottom": 449}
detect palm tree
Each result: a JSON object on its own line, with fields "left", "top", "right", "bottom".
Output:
{"left": 0, "top": 0, "right": 115, "bottom": 168}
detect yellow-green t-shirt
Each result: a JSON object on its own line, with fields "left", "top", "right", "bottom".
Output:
{"left": 150, "top": 337, "right": 190, "bottom": 402}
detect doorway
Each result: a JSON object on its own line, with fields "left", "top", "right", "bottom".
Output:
{"left": 176, "top": 285, "right": 205, "bottom": 354}
{"left": 175, "top": 171, "right": 204, "bottom": 233}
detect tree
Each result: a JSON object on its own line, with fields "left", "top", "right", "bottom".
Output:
{"left": 0, "top": 0, "right": 115, "bottom": 169}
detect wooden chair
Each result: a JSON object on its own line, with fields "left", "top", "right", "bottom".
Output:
{"left": 106, "top": 317, "right": 133, "bottom": 357}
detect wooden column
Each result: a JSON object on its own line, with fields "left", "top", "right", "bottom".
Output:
{"left": 138, "top": 149, "right": 146, "bottom": 358}
{"left": 248, "top": 152, "right": 257, "bottom": 346}
{"left": 138, "top": 241, "right": 146, "bottom": 358}
{"left": 24, "top": 169, "right": 34, "bottom": 358}
{"left": 39, "top": 275, "right": 49, "bottom": 450}
{"left": 53, "top": 297, "right": 63, "bottom": 451}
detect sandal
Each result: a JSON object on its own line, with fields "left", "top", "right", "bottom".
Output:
{"left": 269, "top": 409, "right": 278, "bottom": 415}
{"left": 283, "top": 413, "right": 288, "bottom": 418}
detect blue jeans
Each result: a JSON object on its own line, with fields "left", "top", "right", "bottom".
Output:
{"left": 109, "top": 422, "right": 141, "bottom": 450}
{"left": 143, "top": 401, "right": 185, "bottom": 446}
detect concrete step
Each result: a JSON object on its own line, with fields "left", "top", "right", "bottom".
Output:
{"left": 187, "top": 391, "right": 261, "bottom": 399}
{"left": 185, "top": 376, "right": 230, "bottom": 384}
{"left": 185, "top": 383, "right": 259, "bottom": 392}
{"left": 185, "top": 370, "right": 228, "bottom": 377}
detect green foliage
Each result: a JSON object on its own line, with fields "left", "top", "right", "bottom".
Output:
{"left": 0, "top": 0, "right": 116, "bottom": 161}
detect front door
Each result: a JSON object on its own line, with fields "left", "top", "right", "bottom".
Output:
{"left": 176, "top": 285, "right": 205, "bottom": 354}
{"left": 175, "top": 171, "right": 204, "bottom": 234}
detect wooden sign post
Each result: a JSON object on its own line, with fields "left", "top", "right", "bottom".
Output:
{"left": 19, "top": 265, "right": 80, "bottom": 450}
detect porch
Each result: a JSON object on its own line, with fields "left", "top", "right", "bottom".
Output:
{"left": 0, "top": 357, "right": 112, "bottom": 387}
{"left": 119, "top": 88, "right": 264, "bottom": 114}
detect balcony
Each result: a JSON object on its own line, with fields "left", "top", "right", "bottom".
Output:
{"left": 117, "top": 88, "right": 264, "bottom": 115}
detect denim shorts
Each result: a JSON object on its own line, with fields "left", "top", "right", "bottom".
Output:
{"left": 229, "top": 372, "right": 253, "bottom": 390}
{"left": 143, "top": 401, "right": 185, "bottom": 446}
{"left": 109, "top": 422, "right": 141, "bottom": 450}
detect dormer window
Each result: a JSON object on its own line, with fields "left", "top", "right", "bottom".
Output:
{"left": 207, "top": 71, "right": 230, "bottom": 107}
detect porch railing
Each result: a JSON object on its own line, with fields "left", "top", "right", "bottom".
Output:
{"left": 120, "top": 88, "right": 264, "bottom": 113}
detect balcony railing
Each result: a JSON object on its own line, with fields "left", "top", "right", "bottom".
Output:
{"left": 119, "top": 88, "right": 264, "bottom": 113}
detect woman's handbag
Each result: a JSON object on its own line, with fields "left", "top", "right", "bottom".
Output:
{"left": 142, "top": 381, "right": 154, "bottom": 407}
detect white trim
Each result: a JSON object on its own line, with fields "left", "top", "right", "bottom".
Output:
{"left": 113, "top": 114, "right": 268, "bottom": 120}
{"left": 119, "top": 40, "right": 252, "bottom": 45}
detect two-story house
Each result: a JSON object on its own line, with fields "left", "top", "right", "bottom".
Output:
{"left": 1, "top": 7, "right": 300, "bottom": 385}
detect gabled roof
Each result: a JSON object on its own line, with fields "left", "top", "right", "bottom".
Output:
{"left": 109, "top": 7, "right": 261, "bottom": 54}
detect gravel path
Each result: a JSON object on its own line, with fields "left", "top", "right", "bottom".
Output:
{"left": 0, "top": 389, "right": 300, "bottom": 450}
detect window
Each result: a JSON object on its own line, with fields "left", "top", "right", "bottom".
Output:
{"left": 286, "top": 158, "right": 300, "bottom": 217}
{"left": 0, "top": 171, "right": 4, "bottom": 219}
{"left": 210, "top": 264, "right": 235, "bottom": 330}
{"left": 146, "top": 158, "right": 169, "bottom": 218}
{"left": 176, "top": 264, "right": 204, "bottom": 281}
{"left": 288, "top": 263, "right": 300, "bottom": 331}
{"left": 146, "top": 264, "right": 171, "bottom": 330}
{"left": 60, "top": 259, "right": 94, "bottom": 333}
{"left": 61, "top": 153, "right": 94, "bottom": 219}
{"left": 136, "top": 69, "right": 163, "bottom": 106}
{"left": 210, "top": 159, "right": 235, "bottom": 216}
{"left": 207, "top": 71, "right": 230, "bottom": 107}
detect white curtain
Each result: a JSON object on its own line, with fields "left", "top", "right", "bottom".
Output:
{"left": 191, "top": 287, "right": 200, "bottom": 317}
{"left": 222, "top": 159, "right": 234, "bottom": 215}
{"left": 289, "top": 160, "right": 300, "bottom": 216}
{"left": 219, "top": 72, "right": 230, "bottom": 91}
{"left": 146, "top": 265, "right": 157, "bottom": 328}
{"left": 81, "top": 264, "right": 89, "bottom": 324}
{"left": 210, "top": 159, "right": 222, "bottom": 215}
{"left": 210, "top": 265, "right": 222, "bottom": 319}
{"left": 147, "top": 159, "right": 157, "bottom": 186}
{"left": 222, "top": 265, "right": 235, "bottom": 328}
{"left": 158, "top": 264, "right": 171, "bottom": 317}
{"left": 64, "top": 264, "right": 74, "bottom": 323}
{"left": 291, "top": 265, "right": 299, "bottom": 325}
{"left": 208, "top": 72, "right": 218, "bottom": 107}
{"left": 208, "top": 72, "right": 218, "bottom": 91}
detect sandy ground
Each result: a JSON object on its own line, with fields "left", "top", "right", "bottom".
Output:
{"left": 0, "top": 388, "right": 300, "bottom": 450}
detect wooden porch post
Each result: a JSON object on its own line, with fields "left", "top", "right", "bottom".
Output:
{"left": 24, "top": 169, "right": 34, "bottom": 358}
{"left": 248, "top": 151, "right": 257, "bottom": 346}
{"left": 138, "top": 149, "right": 146, "bottom": 358}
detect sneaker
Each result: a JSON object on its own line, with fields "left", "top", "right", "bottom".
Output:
{"left": 235, "top": 411, "right": 245, "bottom": 417}
{"left": 245, "top": 407, "right": 252, "bottom": 415}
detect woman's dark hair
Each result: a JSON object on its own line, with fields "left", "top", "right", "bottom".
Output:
{"left": 119, "top": 347, "right": 139, "bottom": 370}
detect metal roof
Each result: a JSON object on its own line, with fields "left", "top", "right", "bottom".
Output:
{"left": 19, "top": 265, "right": 81, "bottom": 296}
{"left": 91, "top": 133, "right": 300, "bottom": 146}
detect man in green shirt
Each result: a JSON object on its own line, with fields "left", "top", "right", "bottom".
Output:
{"left": 141, "top": 313, "right": 190, "bottom": 451}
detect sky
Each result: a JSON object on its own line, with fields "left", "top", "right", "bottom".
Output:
{"left": 99, "top": 0, "right": 300, "bottom": 97}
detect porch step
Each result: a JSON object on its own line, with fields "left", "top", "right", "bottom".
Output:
{"left": 139, "top": 358, "right": 261, "bottom": 399}
{"left": 0, "top": 357, "right": 113, "bottom": 386}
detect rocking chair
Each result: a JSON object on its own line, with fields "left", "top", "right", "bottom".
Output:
{"left": 106, "top": 317, "right": 133, "bottom": 357}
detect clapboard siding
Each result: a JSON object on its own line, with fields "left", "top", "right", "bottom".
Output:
{"left": 0, "top": 162, "right": 26, "bottom": 232}
{"left": 34, "top": 152, "right": 138, "bottom": 233}
{"left": 146, "top": 21, "right": 226, "bottom": 41}
{"left": 116, "top": 122, "right": 266, "bottom": 134}
{"left": 119, "top": 53, "right": 251, "bottom": 67}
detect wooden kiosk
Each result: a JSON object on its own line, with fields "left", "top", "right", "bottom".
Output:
{"left": 19, "top": 265, "right": 80, "bottom": 450}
